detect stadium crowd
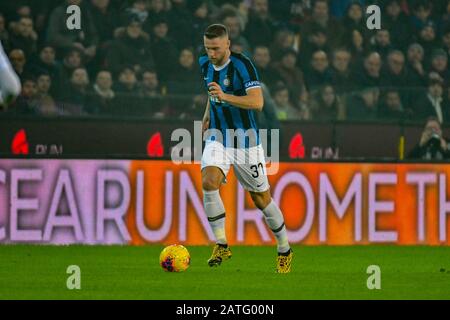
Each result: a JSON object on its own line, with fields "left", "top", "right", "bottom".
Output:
{"left": 0, "top": 0, "right": 450, "bottom": 124}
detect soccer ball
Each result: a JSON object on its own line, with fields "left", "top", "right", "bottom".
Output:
{"left": 159, "top": 244, "right": 190, "bottom": 272}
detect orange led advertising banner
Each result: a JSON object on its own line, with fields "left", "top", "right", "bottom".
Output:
{"left": 0, "top": 160, "right": 449, "bottom": 245}
{"left": 126, "top": 161, "right": 450, "bottom": 246}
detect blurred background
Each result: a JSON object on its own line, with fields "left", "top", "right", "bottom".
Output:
{"left": 1, "top": 0, "right": 450, "bottom": 160}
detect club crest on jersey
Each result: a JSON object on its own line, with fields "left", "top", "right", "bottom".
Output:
{"left": 223, "top": 77, "right": 230, "bottom": 87}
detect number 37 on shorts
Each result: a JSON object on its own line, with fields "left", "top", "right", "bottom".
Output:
{"left": 201, "top": 141, "right": 270, "bottom": 193}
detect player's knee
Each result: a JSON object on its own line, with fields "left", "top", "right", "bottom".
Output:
{"left": 250, "top": 191, "right": 271, "bottom": 210}
{"left": 202, "top": 177, "right": 221, "bottom": 191}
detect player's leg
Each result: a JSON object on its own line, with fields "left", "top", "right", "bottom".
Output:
{"left": 249, "top": 190, "right": 291, "bottom": 254}
{"left": 233, "top": 144, "right": 293, "bottom": 273}
{"left": 201, "top": 141, "right": 232, "bottom": 266}
{"left": 0, "top": 42, "right": 21, "bottom": 108}
{"left": 202, "top": 165, "right": 227, "bottom": 245}
{"left": 249, "top": 190, "right": 293, "bottom": 273}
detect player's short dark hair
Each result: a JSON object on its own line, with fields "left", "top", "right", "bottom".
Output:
{"left": 204, "top": 24, "right": 228, "bottom": 39}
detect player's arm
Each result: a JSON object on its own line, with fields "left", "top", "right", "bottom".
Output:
{"left": 202, "top": 99, "right": 210, "bottom": 133}
{"left": 208, "top": 82, "right": 264, "bottom": 111}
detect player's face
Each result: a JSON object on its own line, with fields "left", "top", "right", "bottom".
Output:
{"left": 204, "top": 36, "right": 230, "bottom": 66}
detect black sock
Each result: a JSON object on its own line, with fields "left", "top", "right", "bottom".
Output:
{"left": 278, "top": 249, "right": 291, "bottom": 256}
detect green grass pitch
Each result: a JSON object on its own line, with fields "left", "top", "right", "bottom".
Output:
{"left": 0, "top": 245, "right": 449, "bottom": 300}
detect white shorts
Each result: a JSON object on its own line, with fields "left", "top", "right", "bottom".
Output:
{"left": 201, "top": 141, "right": 270, "bottom": 192}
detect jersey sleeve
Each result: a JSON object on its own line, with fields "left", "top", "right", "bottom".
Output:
{"left": 235, "top": 56, "right": 261, "bottom": 91}
{"left": 198, "top": 55, "right": 209, "bottom": 87}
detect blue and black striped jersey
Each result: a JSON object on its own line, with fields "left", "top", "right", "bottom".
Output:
{"left": 199, "top": 52, "right": 261, "bottom": 148}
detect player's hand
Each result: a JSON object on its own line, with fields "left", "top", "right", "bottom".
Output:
{"left": 202, "top": 117, "right": 210, "bottom": 133}
{"left": 208, "top": 82, "right": 225, "bottom": 102}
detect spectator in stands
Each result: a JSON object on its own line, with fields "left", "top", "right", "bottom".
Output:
{"left": 410, "top": 0, "right": 434, "bottom": 34}
{"left": 145, "top": 0, "right": 170, "bottom": 32}
{"left": 30, "top": 45, "right": 61, "bottom": 95}
{"left": 175, "top": 48, "right": 198, "bottom": 84}
{"left": 8, "top": 77, "right": 35, "bottom": 115}
{"left": 245, "top": 0, "right": 275, "bottom": 48}
{"left": 107, "top": 15, "right": 154, "bottom": 77}
{"left": 330, "top": 48, "right": 353, "bottom": 94}
{"left": 345, "top": 29, "right": 366, "bottom": 65}
{"left": 408, "top": 116, "right": 450, "bottom": 159}
{"left": 268, "top": 0, "right": 312, "bottom": 28}
{"left": 272, "top": 83, "right": 303, "bottom": 120}
{"left": 150, "top": 17, "right": 178, "bottom": 81}
{"left": 346, "top": 86, "right": 380, "bottom": 120}
{"left": 115, "top": 66, "right": 139, "bottom": 94}
{"left": 439, "top": 0, "right": 450, "bottom": 29}
{"left": 370, "top": 29, "right": 393, "bottom": 60}
{"left": 406, "top": 43, "right": 427, "bottom": 88}
{"left": 188, "top": 0, "right": 210, "bottom": 51}
{"left": 383, "top": 0, "right": 411, "bottom": 50}
{"left": 442, "top": 26, "right": 450, "bottom": 61}
{"left": 3, "top": 0, "right": 450, "bottom": 126}
{"left": 257, "top": 83, "right": 282, "bottom": 137}
{"left": 9, "top": 16, "right": 38, "bottom": 58}
{"left": 301, "top": 0, "right": 343, "bottom": 48}
{"left": 62, "top": 67, "right": 90, "bottom": 114}
{"left": 168, "top": 48, "right": 201, "bottom": 112}
{"left": 141, "top": 69, "right": 163, "bottom": 98}
{"left": 382, "top": 50, "right": 409, "bottom": 93}
{"left": 9, "top": 48, "right": 32, "bottom": 80}
{"left": 416, "top": 21, "right": 439, "bottom": 59}
{"left": 120, "top": 0, "right": 149, "bottom": 28}
{"left": 330, "top": 0, "right": 364, "bottom": 18}
{"left": 310, "top": 84, "right": 344, "bottom": 121}
{"left": 9, "top": 4, "right": 32, "bottom": 22}
{"left": 89, "top": 0, "right": 120, "bottom": 43}
{"left": 304, "top": 50, "right": 332, "bottom": 92}
{"left": 413, "top": 77, "right": 449, "bottom": 124}
{"left": 168, "top": 48, "right": 201, "bottom": 95}
{"left": 269, "top": 28, "right": 295, "bottom": 63}
{"left": 58, "top": 48, "right": 84, "bottom": 98}
{"left": 352, "top": 51, "right": 383, "bottom": 89}
{"left": 230, "top": 42, "right": 244, "bottom": 54}
{"left": 252, "top": 45, "right": 282, "bottom": 90}
{"left": 298, "top": 25, "right": 330, "bottom": 70}
{"left": 341, "top": 1, "right": 366, "bottom": 36}
{"left": 273, "top": 48, "right": 307, "bottom": 105}
{"left": 35, "top": 73, "right": 57, "bottom": 116}
{"left": 428, "top": 49, "right": 450, "bottom": 86}
{"left": 178, "top": 93, "right": 206, "bottom": 120}
{"left": 140, "top": 69, "right": 169, "bottom": 118}
{"left": 88, "top": 70, "right": 115, "bottom": 114}
{"left": 47, "top": 0, "right": 99, "bottom": 59}
{"left": 222, "top": 12, "right": 251, "bottom": 54}
{"left": 378, "top": 89, "right": 408, "bottom": 121}
{"left": 169, "top": 0, "right": 195, "bottom": 50}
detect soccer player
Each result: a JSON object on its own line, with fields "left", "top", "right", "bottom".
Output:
{"left": 199, "top": 24, "right": 293, "bottom": 273}
{"left": 0, "top": 41, "right": 21, "bottom": 109}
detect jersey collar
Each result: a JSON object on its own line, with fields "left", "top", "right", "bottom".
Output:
{"left": 212, "top": 58, "right": 231, "bottom": 71}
